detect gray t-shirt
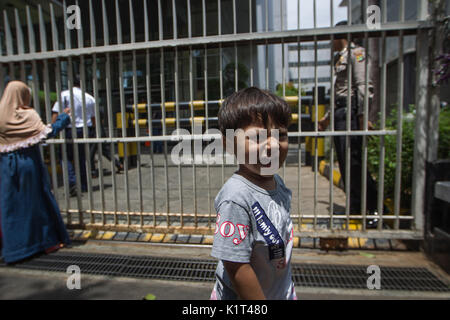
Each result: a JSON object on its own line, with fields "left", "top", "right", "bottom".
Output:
{"left": 210, "top": 173, "right": 296, "bottom": 300}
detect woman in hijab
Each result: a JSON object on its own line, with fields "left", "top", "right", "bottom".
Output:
{"left": 0, "top": 81, "right": 72, "bottom": 264}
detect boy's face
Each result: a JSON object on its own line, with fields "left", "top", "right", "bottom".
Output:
{"left": 232, "top": 117, "right": 289, "bottom": 177}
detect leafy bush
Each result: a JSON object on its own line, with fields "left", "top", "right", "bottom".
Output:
{"left": 438, "top": 106, "right": 450, "bottom": 159}
{"left": 367, "top": 105, "right": 450, "bottom": 209}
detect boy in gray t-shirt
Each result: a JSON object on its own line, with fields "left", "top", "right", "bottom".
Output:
{"left": 210, "top": 87, "right": 297, "bottom": 300}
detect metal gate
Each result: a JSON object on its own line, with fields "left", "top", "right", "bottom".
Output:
{"left": 0, "top": 0, "right": 437, "bottom": 240}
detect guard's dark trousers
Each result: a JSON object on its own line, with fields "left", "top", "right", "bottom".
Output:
{"left": 333, "top": 105, "right": 379, "bottom": 214}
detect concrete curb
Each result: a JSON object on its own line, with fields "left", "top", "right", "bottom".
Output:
{"left": 68, "top": 229, "right": 408, "bottom": 251}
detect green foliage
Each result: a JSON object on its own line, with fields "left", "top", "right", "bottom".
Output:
{"left": 275, "top": 82, "right": 306, "bottom": 97}
{"left": 438, "top": 106, "right": 450, "bottom": 159}
{"left": 367, "top": 105, "right": 450, "bottom": 209}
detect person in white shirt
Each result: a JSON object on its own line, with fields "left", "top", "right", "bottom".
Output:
{"left": 52, "top": 77, "right": 95, "bottom": 196}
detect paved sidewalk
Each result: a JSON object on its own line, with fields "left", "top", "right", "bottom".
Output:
{"left": 1, "top": 241, "right": 449, "bottom": 300}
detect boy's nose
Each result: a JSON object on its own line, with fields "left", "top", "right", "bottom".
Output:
{"left": 261, "top": 136, "right": 278, "bottom": 156}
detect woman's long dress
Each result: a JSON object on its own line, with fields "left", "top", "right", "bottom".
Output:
{"left": 0, "top": 113, "right": 71, "bottom": 263}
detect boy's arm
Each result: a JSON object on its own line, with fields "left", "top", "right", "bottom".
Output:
{"left": 223, "top": 261, "right": 265, "bottom": 300}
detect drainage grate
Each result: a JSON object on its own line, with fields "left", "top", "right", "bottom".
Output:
{"left": 291, "top": 264, "right": 450, "bottom": 292}
{"left": 1, "top": 252, "right": 449, "bottom": 292}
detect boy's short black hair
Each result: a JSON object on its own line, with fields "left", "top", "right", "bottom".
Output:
{"left": 218, "top": 87, "right": 291, "bottom": 134}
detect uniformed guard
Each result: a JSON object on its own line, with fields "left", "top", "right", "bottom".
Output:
{"left": 319, "top": 21, "right": 380, "bottom": 228}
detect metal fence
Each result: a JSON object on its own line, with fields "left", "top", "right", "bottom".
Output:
{"left": 0, "top": 0, "right": 435, "bottom": 240}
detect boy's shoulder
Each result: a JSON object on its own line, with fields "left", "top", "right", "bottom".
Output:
{"left": 274, "top": 174, "right": 292, "bottom": 196}
{"left": 214, "top": 174, "right": 253, "bottom": 210}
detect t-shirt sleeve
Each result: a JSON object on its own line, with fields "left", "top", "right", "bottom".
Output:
{"left": 211, "top": 200, "right": 253, "bottom": 263}
{"left": 52, "top": 100, "right": 60, "bottom": 113}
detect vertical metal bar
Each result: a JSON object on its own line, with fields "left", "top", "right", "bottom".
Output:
{"left": 0, "top": 64, "right": 4, "bottom": 98}
{"left": 265, "top": 43, "right": 269, "bottom": 90}
{"left": 50, "top": 3, "right": 65, "bottom": 208}
{"left": 89, "top": 0, "right": 96, "bottom": 47}
{"left": 39, "top": 4, "right": 70, "bottom": 219}
{"left": 53, "top": 59, "right": 68, "bottom": 216}
{"left": 378, "top": 10, "right": 387, "bottom": 230}
{"left": 233, "top": 0, "right": 237, "bottom": 35}
{"left": 418, "top": 0, "right": 429, "bottom": 20}
{"left": 92, "top": 53, "right": 105, "bottom": 222}
{"left": 233, "top": 0, "right": 238, "bottom": 93}
{"left": 361, "top": 26, "right": 369, "bottom": 231}
{"left": 219, "top": 0, "right": 225, "bottom": 186}
{"left": 146, "top": 48, "right": 157, "bottom": 226}
{"left": 76, "top": 0, "right": 83, "bottom": 48}
{"left": 4, "top": 10, "right": 15, "bottom": 79}
{"left": 14, "top": 9, "right": 25, "bottom": 81}
{"left": 102, "top": 0, "right": 118, "bottom": 223}
{"left": 63, "top": 0, "right": 70, "bottom": 50}
{"left": 79, "top": 54, "right": 94, "bottom": 222}
{"left": 297, "top": 0, "right": 302, "bottom": 230}
{"left": 202, "top": 0, "right": 212, "bottom": 225}
{"left": 90, "top": 0, "right": 104, "bottom": 223}
{"left": 188, "top": 0, "right": 198, "bottom": 226}
{"left": 26, "top": 5, "right": 36, "bottom": 54}
{"left": 56, "top": 3, "right": 83, "bottom": 220}
{"left": 26, "top": 6, "right": 37, "bottom": 100}
{"left": 144, "top": 0, "right": 149, "bottom": 43}
{"left": 174, "top": 0, "right": 183, "bottom": 227}
{"left": 218, "top": 0, "right": 222, "bottom": 36}
{"left": 345, "top": 9, "right": 352, "bottom": 227}
{"left": 116, "top": 0, "right": 130, "bottom": 224}
{"left": 50, "top": 3, "right": 59, "bottom": 51}
{"left": 249, "top": 0, "right": 253, "bottom": 85}
{"left": 102, "top": 0, "right": 109, "bottom": 46}
{"left": 411, "top": 28, "right": 428, "bottom": 235}
{"left": 282, "top": 38, "right": 286, "bottom": 181}
{"left": 394, "top": 4, "right": 405, "bottom": 230}
{"left": 144, "top": 0, "right": 156, "bottom": 227}
{"left": 26, "top": 5, "right": 41, "bottom": 148}
{"left": 54, "top": 11, "right": 68, "bottom": 221}
{"left": 73, "top": 0, "right": 94, "bottom": 223}
{"left": 4, "top": 10, "right": 13, "bottom": 56}
{"left": 265, "top": 0, "right": 269, "bottom": 90}
{"left": 313, "top": 0, "right": 318, "bottom": 229}
{"left": 280, "top": 0, "right": 284, "bottom": 31}
{"left": 329, "top": 0, "right": 335, "bottom": 229}
{"left": 249, "top": 0, "right": 253, "bottom": 33}
{"left": 158, "top": 0, "right": 170, "bottom": 225}
{"left": 38, "top": 4, "right": 47, "bottom": 53}
{"left": 130, "top": 0, "right": 143, "bottom": 223}
{"left": 67, "top": 56, "right": 84, "bottom": 222}
{"left": 0, "top": 10, "right": 3, "bottom": 94}
{"left": 116, "top": 0, "right": 123, "bottom": 45}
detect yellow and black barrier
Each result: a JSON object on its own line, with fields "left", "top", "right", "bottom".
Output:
{"left": 305, "top": 104, "right": 326, "bottom": 170}
{"left": 116, "top": 112, "right": 138, "bottom": 164}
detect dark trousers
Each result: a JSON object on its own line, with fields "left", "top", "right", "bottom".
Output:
{"left": 64, "top": 127, "right": 94, "bottom": 192}
{"left": 333, "top": 106, "right": 379, "bottom": 214}
{"left": 89, "top": 125, "right": 121, "bottom": 171}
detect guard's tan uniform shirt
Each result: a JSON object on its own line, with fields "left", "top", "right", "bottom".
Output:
{"left": 334, "top": 42, "right": 373, "bottom": 116}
